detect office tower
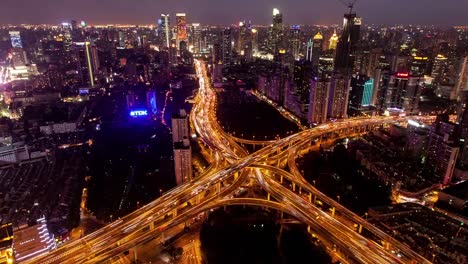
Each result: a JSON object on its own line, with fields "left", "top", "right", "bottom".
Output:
{"left": 427, "top": 115, "right": 460, "bottom": 185}
{"left": 9, "top": 31, "right": 23, "bottom": 48}
{"left": 410, "top": 54, "right": 429, "bottom": 76}
{"left": 312, "top": 32, "right": 323, "bottom": 70}
{"left": 176, "top": 13, "right": 188, "bottom": 49}
{"left": 61, "top": 22, "right": 73, "bottom": 53}
{"left": 329, "top": 30, "right": 338, "bottom": 50}
{"left": 192, "top": 23, "right": 201, "bottom": 53}
{"left": 455, "top": 56, "right": 468, "bottom": 100}
{"left": 251, "top": 28, "right": 258, "bottom": 53}
{"left": 308, "top": 79, "right": 330, "bottom": 124}
{"left": 173, "top": 139, "right": 192, "bottom": 185}
{"left": 334, "top": 13, "right": 361, "bottom": 74}
{"left": 118, "top": 31, "right": 126, "bottom": 48}
{"left": 306, "top": 39, "right": 313, "bottom": 62}
{"left": 328, "top": 75, "right": 350, "bottom": 119}
{"left": 171, "top": 109, "right": 190, "bottom": 143}
{"left": 74, "top": 41, "right": 99, "bottom": 87}
{"left": 385, "top": 73, "right": 422, "bottom": 114}
{"left": 348, "top": 75, "right": 369, "bottom": 111}
{"left": 290, "top": 25, "right": 301, "bottom": 61}
{"left": 10, "top": 48, "right": 27, "bottom": 67}
{"left": 222, "top": 28, "right": 232, "bottom": 65}
{"left": 237, "top": 21, "right": 247, "bottom": 53}
{"left": 364, "top": 48, "right": 383, "bottom": 77}
{"left": 270, "top": 8, "right": 283, "bottom": 56}
{"left": 158, "top": 14, "right": 171, "bottom": 49}
{"left": 362, "top": 78, "right": 374, "bottom": 106}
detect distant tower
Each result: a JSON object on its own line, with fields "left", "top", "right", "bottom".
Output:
{"left": 176, "top": 13, "right": 188, "bottom": 49}
{"left": 306, "top": 39, "right": 313, "bottom": 62}
{"left": 158, "top": 14, "right": 171, "bottom": 49}
{"left": 270, "top": 8, "right": 284, "bottom": 56}
{"left": 192, "top": 23, "right": 202, "bottom": 54}
{"left": 222, "top": 28, "right": 233, "bottom": 65}
{"left": 385, "top": 73, "right": 423, "bottom": 114}
{"left": 290, "top": 25, "right": 301, "bottom": 61}
{"left": 312, "top": 32, "right": 323, "bottom": 70}
{"left": 74, "top": 41, "right": 99, "bottom": 87}
{"left": 329, "top": 30, "right": 338, "bottom": 50}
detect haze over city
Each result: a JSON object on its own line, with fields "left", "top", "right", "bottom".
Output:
{"left": 0, "top": 0, "right": 467, "bottom": 25}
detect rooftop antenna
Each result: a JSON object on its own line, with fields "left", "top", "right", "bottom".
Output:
{"left": 337, "top": 0, "right": 357, "bottom": 14}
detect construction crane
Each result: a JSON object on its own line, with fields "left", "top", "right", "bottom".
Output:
{"left": 337, "top": 0, "right": 357, "bottom": 14}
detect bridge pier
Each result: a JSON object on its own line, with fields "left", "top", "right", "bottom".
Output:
{"left": 280, "top": 175, "right": 283, "bottom": 184}
{"left": 267, "top": 193, "right": 271, "bottom": 201}
{"left": 292, "top": 183, "right": 296, "bottom": 192}
{"left": 358, "top": 224, "right": 363, "bottom": 234}
{"left": 216, "top": 182, "right": 221, "bottom": 193}
{"left": 172, "top": 208, "right": 178, "bottom": 218}
{"left": 330, "top": 207, "right": 335, "bottom": 217}
{"left": 308, "top": 192, "right": 312, "bottom": 203}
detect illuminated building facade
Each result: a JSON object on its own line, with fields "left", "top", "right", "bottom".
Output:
{"left": 329, "top": 30, "right": 338, "bottom": 50}
{"left": 171, "top": 109, "right": 189, "bottom": 143}
{"left": 192, "top": 23, "right": 201, "bottom": 54}
{"left": 0, "top": 223, "right": 14, "bottom": 264}
{"left": 289, "top": 25, "right": 301, "bottom": 61}
{"left": 176, "top": 13, "right": 188, "bottom": 49}
{"left": 385, "top": 73, "right": 422, "bottom": 114}
{"left": 270, "top": 8, "right": 283, "bottom": 56}
{"left": 74, "top": 41, "right": 99, "bottom": 87}
{"left": 311, "top": 32, "right": 323, "bottom": 70}
{"left": 308, "top": 79, "right": 330, "bottom": 124}
{"left": 9, "top": 31, "right": 23, "bottom": 48}
{"left": 13, "top": 217, "right": 56, "bottom": 262}
{"left": 455, "top": 56, "right": 468, "bottom": 100}
{"left": 222, "top": 28, "right": 232, "bottom": 65}
{"left": 158, "top": 14, "right": 171, "bottom": 49}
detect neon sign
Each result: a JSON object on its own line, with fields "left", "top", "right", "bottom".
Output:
{"left": 130, "top": 110, "right": 148, "bottom": 117}
{"left": 396, "top": 72, "right": 409, "bottom": 78}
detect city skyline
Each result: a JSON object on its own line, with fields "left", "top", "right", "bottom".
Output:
{"left": 1, "top": 0, "right": 467, "bottom": 26}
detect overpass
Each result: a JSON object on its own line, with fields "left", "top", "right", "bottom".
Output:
{"left": 27, "top": 60, "right": 432, "bottom": 264}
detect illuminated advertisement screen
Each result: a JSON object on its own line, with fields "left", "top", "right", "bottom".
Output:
{"left": 129, "top": 109, "right": 149, "bottom": 117}
{"left": 146, "top": 91, "right": 157, "bottom": 115}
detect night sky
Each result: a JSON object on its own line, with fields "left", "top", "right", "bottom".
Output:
{"left": 1, "top": 0, "right": 466, "bottom": 26}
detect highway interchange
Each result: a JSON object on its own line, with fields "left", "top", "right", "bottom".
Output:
{"left": 27, "top": 60, "right": 432, "bottom": 264}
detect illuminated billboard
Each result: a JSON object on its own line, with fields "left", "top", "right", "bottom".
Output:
{"left": 146, "top": 90, "right": 157, "bottom": 115}
{"left": 129, "top": 110, "right": 148, "bottom": 117}
{"left": 9, "top": 31, "right": 23, "bottom": 48}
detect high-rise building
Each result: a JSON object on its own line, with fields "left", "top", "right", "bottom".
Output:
{"left": 0, "top": 223, "right": 13, "bottom": 264}
{"left": 173, "top": 139, "right": 192, "bottom": 185}
{"left": 455, "top": 56, "right": 468, "bottom": 100}
{"left": 328, "top": 75, "right": 350, "bottom": 119}
{"left": 222, "top": 28, "right": 233, "bottom": 65}
{"left": 348, "top": 75, "right": 368, "bottom": 111}
{"left": 270, "top": 8, "right": 283, "bottom": 56}
{"left": 290, "top": 25, "right": 301, "bottom": 61}
{"left": 74, "top": 41, "right": 99, "bottom": 87}
{"left": 334, "top": 13, "right": 361, "bottom": 74}
{"left": 158, "top": 14, "right": 171, "bottom": 49}
{"left": 427, "top": 115, "right": 460, "bottom": 185}
{"left": 118, "top": 31, "right": 126, "bottom": 48}
{"left": 9, "top": 31, "right": 23, "bottom": 48}
{"left": 171, "top": 109, "right": 190, "bottom": 143}
{"left": 362, "top": 78, "right": 374, "bottom": 106}
{"left": 308, "top": 79, "right": 330, "bottom": 124}
{"left": 192, "top": 23, "right": 201, "bottom": 54}
{"left": 329, "top": 30, "right": 338, "bottom": 50}
{"left": 305, "top": 39, "right": 313, "bottom": 62}
{"left": 311, "top": 32, "right": 323, "bottom": 70}
{"left": 176, "top": 13, "right": 188, "bottom": 49}
{"left": 385, "top": 73, "right": 422, "bottom": 114}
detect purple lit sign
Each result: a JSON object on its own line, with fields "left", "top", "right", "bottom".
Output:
{"left": 130, "top": 110, "right": 148, "bottom": 117}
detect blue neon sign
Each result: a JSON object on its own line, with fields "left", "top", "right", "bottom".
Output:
{"left": 130, "top": 110, "right": 148, "bottom": 117}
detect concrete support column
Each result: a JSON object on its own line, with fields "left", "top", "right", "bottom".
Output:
{"left": 172, "top": 208, "right": 178, "bottom": 218}
{"left": 267, "top": 193, "right": 271, "bottom": 201}
{"left": 292, "top": 183, "right": 296, "bottom": 192}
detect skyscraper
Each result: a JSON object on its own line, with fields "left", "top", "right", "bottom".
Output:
{"left": 308, "top": 79, "right": 330, "bottom": 124}
{"left": 222, "top": 28, "right": 233, "bottom": 65}
{"left": 329, "top": 30, "right": 338, "bottom": 50}
{"left": 455, "top": 56, "right": 468, "bottom": 100}
{"left": 176, "top": 13, "right": 188, "bottom": 49}
{"left": 270, "top": 8, "right": 283, "bottom": 56}
{"left": 312, "top": 32, "right": 323, "bottom": 70}
{"left": 158, "top": 14, "right": 171, "bottom": 49}
{"left": 385, "top": 73, "right": 422, "bottom": 114}
{"left": 306, "top": 39, "right": 313, "bottom": 62}
{"left": 290, "top": 25, "right": 301, "bottom": 61}
{"left": 192, "top": 23, "right": 201, "bottom": 54}
{"left": 334, "top": 13, "right": 361, "bottom": 75}
{"left": 74, "top": 41, "right": 99, "bottom": 87}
